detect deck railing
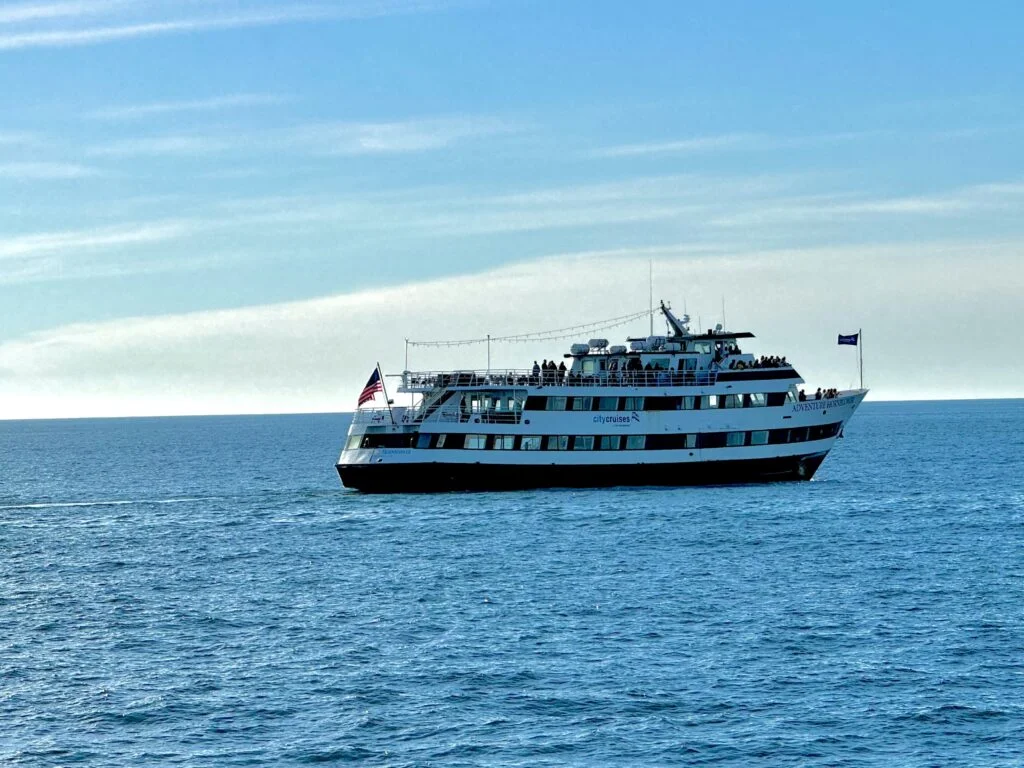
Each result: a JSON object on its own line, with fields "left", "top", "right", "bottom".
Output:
{"left": 399, "top": 368, "right": 721, "bottom": 391}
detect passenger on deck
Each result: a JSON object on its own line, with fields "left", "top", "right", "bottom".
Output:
{"left": 799, "top": 389, "right": 807, "bottom": 401}
{"left": 815, "top": 388, "right": 822, "bottom": 400}
{"left": 557, "top": 361, "right": 567, "bottom": 383}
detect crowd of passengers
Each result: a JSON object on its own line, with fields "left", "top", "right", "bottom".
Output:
{"left": 797, "top": 387, "right": 841, "bottom": 401}
{"left": 727, "top": 355, "right": 788, "bottom": 370}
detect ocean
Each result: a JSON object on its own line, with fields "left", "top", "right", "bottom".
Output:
{"left": 1, "top": 400, "right": 1022, "bottom": 766}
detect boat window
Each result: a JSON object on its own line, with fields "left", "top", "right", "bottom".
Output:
{"left": 596, "top": 396, "right": 618, "bottom": 411}
{"left": 692, "top": 341, "right": 712, "bottom": 354}
{"left": 572, "top": 436, "right": 594, "bottom": 450}
{"left": 599, "top": 435, "right": 621, "bottom": 450}
{"left": 546, "top": 435, "right": 569, "bottom": 451}
{"left": 721, "top": 395, "right": 742, "bottom": 409}
{"left": 766, "top": 392, "right": 787, "bottom": 407}
{"left": 492, "top": 435, "right": 514, "bottom": 450}
{"left": 465, "top": 434, "right": 487, "bottom": 449}
{"left": 581, "top": 358, "right": 601, "bottom": 374}
{"left": 705, "top": 395, "right": 719, "bottom": 409}
{"left": 644, "top": 396, "right": 679, "bottom": 410}
{"left": 726, "top": 431, "right": 746, "bottom": 447}
{"left": 520, "top": 436, "right": 542, "bottom": 450}
{"left": 680, "top": 396, "right": 695, "bottom": 410}
{"left": 747, "top": 393, "right": 767, "bottom": 408}
{"left": 626, "top": 435, "right": 646, "bottom": 450}
{"left": 699, "top": 432, "right": 726, "bottom": 449}
{"left": 749, "top": 430, "right": 769, "bottom": 446}
{"left": 650, "top": 358, "right": 670, "bottom": 370}
{"left": 623, "top": 397, "right": 644, "bottom": 411}
{"left": 436, "top": 434, "right": 447, "bottom": 448}
{"left": 525, "top": 396, "right": 547, "bottom": 410}
{"left": 415, "top": 433, "right": 432, "bottom": 449}
{"left": 684, "top": 434, "right": 697, "bottom": 448}
{"left": 346, "top": 435, "right": 363, "bottom": 450}
{"left": 789, "top": 427, "right": 808, "bottom": 443}
{"left": 546, "top": 397, "right": 567, "bottom": 411}
{"left": 572, "top": 397, "right": 593, "bottom": 411}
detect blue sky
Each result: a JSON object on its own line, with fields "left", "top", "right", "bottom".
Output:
{"left": 1, "top": 0, "right": 1023, "bottom": 416}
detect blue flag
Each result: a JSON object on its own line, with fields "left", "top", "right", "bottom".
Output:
{"left": 838, "top": 333, "right": 859, "bottom": 346}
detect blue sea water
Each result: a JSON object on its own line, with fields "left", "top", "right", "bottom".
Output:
{"left": 1, "top": 400, "right": 1023, "bottom": 766}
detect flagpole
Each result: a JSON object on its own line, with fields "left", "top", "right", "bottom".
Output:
{"left": 859, "top": 328, "right": 864, "bottom": 390}
{"left": 377, "top": 362, "right": 396, "bottom": 425}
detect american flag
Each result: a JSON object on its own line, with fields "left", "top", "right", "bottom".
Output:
{"left": 358, "top": 368, "right": 384, "bottom": 406}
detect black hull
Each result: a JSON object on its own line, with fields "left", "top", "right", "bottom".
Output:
{"left": 336, "top": 452, "right": 828, "bottom": 493}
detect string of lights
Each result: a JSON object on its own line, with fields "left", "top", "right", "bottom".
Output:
{"left": 407, "top": 309, "right": 653, "bottom": 348}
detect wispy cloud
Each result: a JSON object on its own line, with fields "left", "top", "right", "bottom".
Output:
{"left": 0, "top": 161, "right": 100, "bottom": 179}
{"left": 590, "top": 130, "right": 890, "bottom": 158}
{"left": 0, "top": 1, "right": 464, "bottom": 51}
{"left": 592, "top": 132, "right": 763, "bottom": 158}
{"left": 0, "top": 0, "right": 131, "bottom": 25}
{"left": 83, "top": 114, "right": 519, "bottom": 158}
{"left": 86, "top": 135, "right": 234, "bottom": 157}
{"left": 86, "top": 92, "right": 289, "bottom": 121}
{"left": 0, "top": 220, "right": 195, "bottom": 260}
{"left": 291, "top": 116, "right": 519, "bottom": 155}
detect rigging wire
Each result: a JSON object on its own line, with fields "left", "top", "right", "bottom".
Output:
{"left": 407, "top": 309, "right": 654, "bottom": 348}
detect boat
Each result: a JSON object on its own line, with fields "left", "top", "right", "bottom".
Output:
{"left": 336, "top": 302, "right": 866, "bottom": 492}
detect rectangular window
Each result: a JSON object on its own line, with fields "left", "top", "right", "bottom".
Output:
{"left": 436, "top": 434, "right": 447, "bottom": 448}
{"left": 684, "top": 434, "right": 697, "bottom": 448}
{"left": 749, "top": 430, "right": 769, "bottom": 446}
{"left": 699, "top": 432, "right": 727, "bottom": 449}
{"left": 789, "top": 428, "right": 808, "bottom": 443}
{"left": 644, "top": 396, "right": 680, "bottom": 410}
{"left": 766, "top": 392, "right": 787, "bottom": 407}
{"left": 785, "top": 391, "right": 798, "bottom": 404}
{"left": 747, "top": 393, "right": 767, "bottom": 408}
{"left": 465, "top": 434, "right": 488, "bottom": 449}
{"left": 680, "top": 396, "right": 696, "bottom": 410}
{"left": 705, "top": 395, "right": 719, "bottom": 409}
{"left": 623, "top": 397, "right": 644, "bottom": 411}
{"left": 626, "top": 435, "right": 646, "bottom": 450}
{"left": 492, "top": 435, "right": 514, "bottom": 450}
{"left": 650, "top": 358, "right": 670, "bottom": 370}
{"left": 546, "top": 397, "right": 567, "bottom": 411}
{"left": 573, "top": 436, "right": 595, "bottom": 450}
{"left": 721, "top": 394, "right": 742, "bottom": 409}
{"left": 646, "top": 434, "right": 687, "bottom": 449}
{"left": 525, "top": 396, "right": 547, "bottom": 410}
{"left": 726, "top": 431, "right": 746, "bottom": 447}
{"left": 346, "top": 435, "right": 363, "bottom": 449}
{"left": 546, "top": 435, "right": 569, "bottom": 451}
{"left": 415, "top": 433, "right": 432, "bottom": 449}
{"left": 520, "top": 436, "right": 542, "bottom": 450}
{"left": 599, "top": 435, "right": 621, "bottom": 450}
{"left": 572, "top": 397, "right": 593, "bottom": 411}
{"left": 597, "top": 396, "right": 619, "bottom": 411}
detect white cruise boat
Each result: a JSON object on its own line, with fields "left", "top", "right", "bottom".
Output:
{"left": 336, "top": 303, "right": 866, "bottom": 492}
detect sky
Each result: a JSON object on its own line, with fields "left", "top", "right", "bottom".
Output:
{"left": 1, "top": 0, "right": 1022, "bottom": 418}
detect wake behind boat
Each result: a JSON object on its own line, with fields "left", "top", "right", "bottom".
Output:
{"left": 336, "top": 302, "right": 866, "bottom": 492}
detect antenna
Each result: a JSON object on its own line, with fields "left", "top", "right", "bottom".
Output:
{"left": 649, "top": 258, "right": 654, "bottom": 336}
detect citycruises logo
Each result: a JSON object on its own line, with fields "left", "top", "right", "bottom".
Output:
{"left": 593, "top": 412, "right": 642, "bottom": 425}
